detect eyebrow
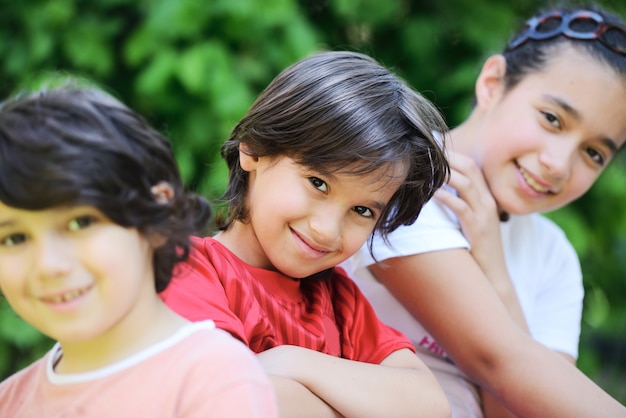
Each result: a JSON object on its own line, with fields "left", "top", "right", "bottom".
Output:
{"left": 306, "top": 168, "right": 391, "bottom": 212}
{"left": 544, "top": 94, "right": 580, "bottom": 120}
{"left": 0, "top": 219, "right": 14, "bottom": 228}
{"left": 368, "top": 200, "right": 388, "bottom": 213}
{"left": 544, "top": 95, "right": 619, "bottom": 157}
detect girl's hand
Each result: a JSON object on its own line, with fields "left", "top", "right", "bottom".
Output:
{"left": 433, "top": 152, "right": 507, "bottom": 282}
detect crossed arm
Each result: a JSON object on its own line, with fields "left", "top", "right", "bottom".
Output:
{"left": 257, "top": 346, "right": 451, "bottom": 418}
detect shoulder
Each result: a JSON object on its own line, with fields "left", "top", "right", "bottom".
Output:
{"left": 347, "top": 198, "right": 468, "bottom": 271}
{"left": 170, "top": 323, "right": 269, "bottom": 381}
{"left": 182, "top": 322, "right": 248, "bottom": 354}
{"left": 384, "top": 197, "right": 467, "bottom": 252}
{"left": 174, "top": 236, "right": 248, "bottom": 282}
{"left": 189, "top": 236, "right": 235, "bottom": 260}
{"left": 0, "top": 356, "right": 47, "bottom": 410}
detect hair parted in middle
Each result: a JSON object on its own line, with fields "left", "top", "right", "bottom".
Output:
{"left": 218, "top": 50, "right": 450, "bottom": 241}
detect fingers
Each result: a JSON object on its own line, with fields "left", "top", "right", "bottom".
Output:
{"left": 433, "top": 188, "right": 472, "bottom": 221}
{"left": 434, "top": 151, "right": 501, "bottom": 250}
{"left": 445, "top": 152, "right": 497, "bottom": 215}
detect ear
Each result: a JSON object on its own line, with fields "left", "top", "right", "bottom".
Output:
{"left": 150, "top": 181, "right": 174, "bottom": 204}
{"left": 475, "top": 54, "right": 507, "bottom": 111}
{"left": 239, "top": 142, "right": 260, "bottom": 173}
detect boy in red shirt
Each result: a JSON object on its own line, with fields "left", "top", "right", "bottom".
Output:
{"left": 162, "top": 50, "right": 451, "bottom": 417}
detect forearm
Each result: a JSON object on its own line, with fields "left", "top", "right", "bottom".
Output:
{"left": 269, "top": 375, "right": 342, "bottom": 418}
{"left": 301, "top": 353, "right": 448, "bottom": 418}
{"left": 481, "top": 388, "right": 518, "bottom": 418}
{"left": 464, "top": 334, "right": 626, "bottom": 418}
{"left": 371, "top": 253, "right": 626, "bottom": 418}
{"left": 260, "top": 347, "right": 450, "bottom": 418}
{"left": 480, "top": 263, "right": 529, "bottom": 333}
{"left": 478, "top": 269, "right": 527, "bottom": 418}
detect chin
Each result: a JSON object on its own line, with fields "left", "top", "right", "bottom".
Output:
{"left": 496, "top": 200, "right": 530, "bottom": 217}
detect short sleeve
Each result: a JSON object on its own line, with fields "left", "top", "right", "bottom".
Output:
{"left": 348, "top": 198, "right": 469, "bottom": 274}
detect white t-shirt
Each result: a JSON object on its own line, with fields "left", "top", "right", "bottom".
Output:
{"left": 342, "top": 198, "right": 583, "bottom": 417}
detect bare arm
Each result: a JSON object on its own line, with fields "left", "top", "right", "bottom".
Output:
{"left": 257, "top": 345, "right": 451, "bottom": 418}
{"left": 436, "top": 154, "right": 595, "bottom": 417}
{"left": 265, "top": 375, "right": 342, "bottom": 418}
{"left": 370, "top": 250, "right": 625, "bottom": 418}
{"left": 373, "top": 154, "right": 624, "bottom": 417}
{"left": 435, "top": 153, "right": 528, "bottom": 418}
{"left": 434, "top": 152, "right": 529, "bottom": 331}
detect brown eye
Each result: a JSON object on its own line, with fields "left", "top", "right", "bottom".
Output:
{"left": 68, "top": 216, "right": 96, "bottom": 231}
{"left": 541, "top": 111, "right": 561, "bottom": 128}
{"left": 309, "top": 177, "right": 328, "bottom": 192}
{"left": 585, "top": 147, "right": 606, "bottom": 166}
{"left": 1, "top": 233, "right": 27, "bottom": 247}
{"left": 353, "top": 206, "right": 374, "bottom": 218}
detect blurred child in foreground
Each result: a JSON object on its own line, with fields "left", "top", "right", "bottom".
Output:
{"left": 0, "top": 86, "right": 276, "bottom": 417}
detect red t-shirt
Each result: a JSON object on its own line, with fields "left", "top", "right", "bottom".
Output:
{"left": 161, "top": 237, "right": 413, "bottom": 364}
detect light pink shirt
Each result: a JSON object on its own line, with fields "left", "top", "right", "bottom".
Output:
{"left": 0, "top": 321, "right": 277, "bottom": 417}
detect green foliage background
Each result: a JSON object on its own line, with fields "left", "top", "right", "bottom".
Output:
{"left": 0, "top": 0, "right": 624, "bottom": 403}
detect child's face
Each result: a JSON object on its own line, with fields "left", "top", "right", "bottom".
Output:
{"left": 235, "top": 155, "right": 405, "bottom": 278}
{"left": 0, "top": 202, "right": 157, "bottom": 345}
{"left": 475, "top": 45, "right": 626, "bottom": 215}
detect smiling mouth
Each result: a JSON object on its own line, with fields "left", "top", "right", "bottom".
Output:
{"left": 292, "top": 228, "right": 333, "bottom": 254}
{"left": 517, "top": 163, "right": 554, "bottom": 194}
{"left": 43, "top": 286, "right": 91, "bottom": 304}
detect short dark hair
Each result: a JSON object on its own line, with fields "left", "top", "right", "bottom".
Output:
{"left": 0, "top": 87, "right": 212, "bottom": 292}
{"left": 218, "top": 50, "right": 450, "bottom": 242}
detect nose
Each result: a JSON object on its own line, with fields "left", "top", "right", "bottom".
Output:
{"left": 35, "top": 236, "right": 73, "bottom": 280}
{"left": 538, "top": 140, "right": 575, "bottom": 182}
{"left": 308, "top": 203, "right": 342, "bottom": 247}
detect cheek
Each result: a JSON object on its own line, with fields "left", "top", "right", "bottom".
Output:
{"left": 0, "top": 258, "right": 33, "bottom": 323}
{"left": 251, "top": 174, "right": 297, "bottom": 209}
{"left": 0, "top": 255, "right": 28, "bottom": 295}
{"left": 85, "top": 231, "right": 152, "bottom": 281}
{"left": 565, "top": 170, "right": 598, "bottom": 201}
{"left": 340, "top": 223, "right": 375, "bottom": 259}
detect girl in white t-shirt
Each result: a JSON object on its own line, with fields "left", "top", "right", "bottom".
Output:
{"left": 344, "top": 4, "right": 626, "bottom": 418}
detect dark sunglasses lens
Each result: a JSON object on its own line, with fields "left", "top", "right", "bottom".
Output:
{"left": 537, "top": 16, "right": 563, "bottom": 33}
{"left": 604, "top": 27, "right": 626, "bottom": 54}
{"left": 532, "top": 15, "right": 563, "bottom": 40}
{"left": 507, "top": 11, "right": 626, "bottom": 56}
{"left": 568, "top": 16, "right": 602, "bottom": 39}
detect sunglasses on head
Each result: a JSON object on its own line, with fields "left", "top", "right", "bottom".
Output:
{"left": 506, "top": 10, "right": 626, "bottom": 56}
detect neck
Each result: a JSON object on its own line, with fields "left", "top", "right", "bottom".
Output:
{"left": 447, "top": 113, "right": 481, "bottom": 156}
{"left": 55, "top": 297, "right": 186, "bottom": 374}
{"left": 215, "top": 222, "right": 273, "bottom": 270}
{"left": 447, "top": 112, "right": 509, "bottom": 221}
